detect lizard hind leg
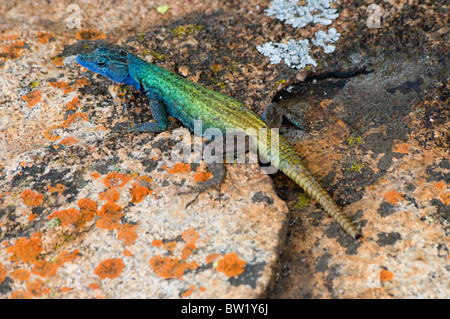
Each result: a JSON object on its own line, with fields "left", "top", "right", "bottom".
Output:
{"left": 180, "top": 138, "right": 227, "bottom": 208}
{"left": 261, "top": 102, "right": 308, "bottom": 130}
{"left": 180, "top": 132, "right": 255, "bottom": 208}
{"left": 180, "top": 161, "right": 227, "bottom": 208}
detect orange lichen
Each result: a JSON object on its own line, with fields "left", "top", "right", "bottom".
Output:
{"left": 51, "top": 204, "right": 94, "bottom": 228}
{"left": 0, "top": 35, "right": 19, "bottom": 41}
{"left": 193, "top": 171, "right": 212, "bottom": 183}
{"left": 181, "top": 285, "right": 205, "bottom": 297}
{"left": 96, "top": 202, "right": 123, "bottom": 230}
{"left": 384, "top": 190, "right": 405, "bottom": 204}
{"left": 65, "top": 96, "right": 80, "bottom": 110}
{"left": 128, "top": 172, "right": 139, "bottom": 179}
{"left": 163, "top": 241, "right": 178, "bottom": 252}
{"left": 435, "top": 182, "right": 445, "bottom": 190}
{"left": 32, "top": 250, "right": 79, "bottom": 278}
{"left": 73, "top": 78, "right": 90, "bottom": 87}
{"left": 10, "top": 269, "right": 31, "bottom": 281}
{"left": 49, "top": 81, "right": 74, "bottom": 94}
{"left": 98, "top": 187, "right": 120, "bottom": 202}
{"left": 37, "top": 31, "right": 54, "bottom": 44}
{"left": 149, "top": 255, "right": 198, "bottom": 280}
{"left": 380, "top": 270, "right": 393, "bottom": 282}
{"left": 181, "top": 228, "right": 199, "bottom": 246}
{"left": 48, "top": 208, "right": 82, "bottom": 227}
{"left": 7, "top": 233, "right": 43, "bottom": 263}
{"left": 77, "top": 198, "right": 98, "bottom": 225}
{"left": 129, "top": 182, "right": 152, "bottom": 203}
{"left": 48, "top": 183, "right": 65, "bottom": 195}
{"left": 117, "top": 223, "right": 138, "bottom": 246}
{"left": 88, "top": 283, "right": 100, "bottom": 290}
{"left": 44, "top": 124, "right": 61, "bottom": 141}
{"left": 320, "top": 99, "right": 333, "bottom": 109}
{"left": 205, "top": 253, "right": 221, "bottom": 264}
{"left": 10, "top": 290, "right": 32, "bottom": 299}
{"left": 103, "top": 171, "right": 130, "bottom": 188}
{"left": 122, "top": 249, "right": 133, "bottom": 257}
{"left": 94, "top": 258, "right": 125, "bottom": 280}
{"left": 76, "top": 30, "right": 106, "bottom": 41}
{"left": 151, "top": 239, "right": 163, "bottom": 247}
{"left": 168, "top": 162, "right": 191, "bottom": 174}
{"left": 27, "top": 278, "right": 49, "bottom": 297}
{"left": 21, "top": 189, "right": 44, "bottom": 207}
{"left": 216, "top": 253, "right": 246, "bottom": 277}
{"left": 51, "top": 56, "right": 64, "bottom": 67}
{"left": 91, "top": 172, "right": 101, "bottom": 179}
{"left": 3, "top": 39, "right": 25, "bottom": 53}
{"left": 181, "top": 243, "right": 196, "bottom": 260}
{"left": 137, "top": 175, "right": 153, "bottom": 183}
{"left": 181, "top": 285, "right": 197, "bottom": 298}
{"left": 0, "top": 37, "right": 25, "bottom": 63}
{"left": 0, "top": 263, "right": 6, "bottom": 285}
{"left": 59, "top": 136, "right": 79, "bottom": 146}
{"left": 21, "top": 90, "right": 42, "bottom": 107}
{"left": 96, "top": 218, "right": 118, "bottom": 230}
{"left": 28, "top": 213, "right": 36, "bottom": 221}
{"left": 59, "top": 249, "right": 80, "bottom": 261}
{"left": 63, "top": 112, "right": 89, "bottom": 128}
{"left": 393, "top": 143, "right": 410, "bottom": 154}
{"left": 440, "top": 192, "right": 450, "bottom": 205}
{"left": 31, "top": 260, "right": 57, "bottom": 277}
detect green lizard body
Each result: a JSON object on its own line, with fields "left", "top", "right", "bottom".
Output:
{"left": 76, "top": 47, "right": 361, "bottom": 239}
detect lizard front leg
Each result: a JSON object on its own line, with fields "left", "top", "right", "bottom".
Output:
{"left": 126, "top": 93, "right": 168, "bottom": 133}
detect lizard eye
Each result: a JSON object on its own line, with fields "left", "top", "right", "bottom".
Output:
{"left": 96, "top": 57, "right": 108, "bottom": 67}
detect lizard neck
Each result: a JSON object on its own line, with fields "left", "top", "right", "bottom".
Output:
{"left": 127, "top": 54, "right": 157, "bottom": 92}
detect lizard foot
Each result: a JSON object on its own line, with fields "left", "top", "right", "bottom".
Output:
{"left": 179, "top": 162, "right": 226, "bottom": 208}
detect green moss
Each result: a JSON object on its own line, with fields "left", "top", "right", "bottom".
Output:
{"left": 169, "top": 24, "right": 204, "bottom": 38}
{"left": 142, "top": 49, "right": 167, "bottom": 61}
{"left": 210, "top": 77, "right": 225, "bottom": 89}
{"left": 62, "top": 232, "right": 75, "bottom": 242}
{"left": 294, "top": 193, "right": 310, "bottom": 209}
{"left": 348, "top": 162, "right": 365, "bottom": 173}
{"left": 346, "top": 136, "right": 365, "bottom": 146}
{"left": 227, "top": 61, "right": 238, "bottom": 73}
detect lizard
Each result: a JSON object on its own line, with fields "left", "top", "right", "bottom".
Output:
{"left": 76, "top": 47, "right": 362, "bottom": 239}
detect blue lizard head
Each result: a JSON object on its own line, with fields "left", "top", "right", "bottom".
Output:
{"left": 76, "top": 47, "right": 141, "bottom": 90}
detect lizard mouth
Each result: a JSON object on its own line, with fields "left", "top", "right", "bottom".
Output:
{"left": 75, "top": 53, "right": 93, "bottom": 68}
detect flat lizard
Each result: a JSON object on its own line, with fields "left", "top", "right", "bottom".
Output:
{"left": 76, "top": 47, "right": 361, "bottom": 239}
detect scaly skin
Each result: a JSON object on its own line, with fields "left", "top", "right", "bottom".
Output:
{"left": 77, "top": 47, "right": 361, "bottom": 239}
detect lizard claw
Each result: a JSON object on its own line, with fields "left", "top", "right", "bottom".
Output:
{"left": 110, "top": 126, "right": 133, "bottom": 135}
{"left": 179, "top": 171, "right": 224, "bottom": 208}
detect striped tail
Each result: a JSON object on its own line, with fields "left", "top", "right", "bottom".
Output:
{"left": 260, "top": 131, "right": 362, "bottom": 239}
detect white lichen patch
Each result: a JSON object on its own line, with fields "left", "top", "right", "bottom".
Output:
{"left": 312, "top": 28, "right": 341, "bottom": 53}
{"left": 257, "top": 0, "right": 341, "bottom": 69}
{"left": 265, "top": 0, "right": 339, "bottom": 28}
{"left": 257, "top": 39, "right": 317, "bottom": 69}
